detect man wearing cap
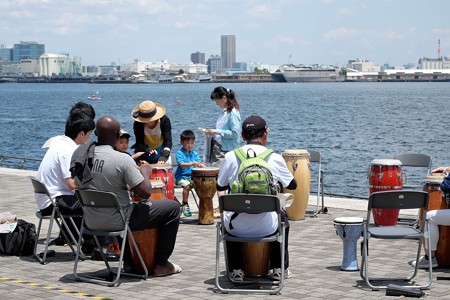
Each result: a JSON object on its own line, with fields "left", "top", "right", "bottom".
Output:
{"left": 216, "top": 115, "right": 297, "bottom": 281}
{"left": 131, "top": 100, "right": 172, "bottom": 164}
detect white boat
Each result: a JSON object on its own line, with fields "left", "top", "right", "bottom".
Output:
{"left": 87, "top": 92, "right": 101, "bottom": 100}
{"left": 183, "top": 73, "right": 212, "bottom": 83}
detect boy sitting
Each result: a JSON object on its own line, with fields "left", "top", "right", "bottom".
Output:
{"left": 175, "top": 130, "right": 205, "bottom": 217}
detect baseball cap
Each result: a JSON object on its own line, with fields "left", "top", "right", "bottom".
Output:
{"left": 119, "top": 129, "right": 131, "bottom": 139}
{"left": 242, "top": 115, "right": 268, "bottom": 133}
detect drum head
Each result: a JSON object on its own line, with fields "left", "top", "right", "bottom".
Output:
{"left": 150, "top": 180, "right": 165, "bottom": 188}
{"left": 192, "top": 167, "right": 220, "bottom": 177}
{"left": 282, "top": 149, "right": 308, "bottom": 156}
{"left": 150, "top": 163, "right": 171, "bottom": 169}
{"left": 370, "top": 159, "right": 402, "bottom": 166}
{"left": 334, "top": 217, "right": 364, "bottom": 224}
{"left": 424, "top": 173, "right": 445, "bottom": 183}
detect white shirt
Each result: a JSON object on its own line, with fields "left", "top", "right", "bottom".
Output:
{"left": 217, "top": 144, "right": 294, "bottom": 237}
{"left": 35, "top": 136, "right": 78, "bottom": 209}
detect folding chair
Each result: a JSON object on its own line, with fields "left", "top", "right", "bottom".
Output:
{"left": 73, "top": 189, "right": 148, "bottom": 287}
{"left": 394, "top": 153, "right": 432, "bottom": 225}
{"left": 307, "top": 150, "right": 326, "bottom": 217}
{"left": 360, "top": 190, "right": 433, "bottom": 290}
{"left": 215, "top": 194, "right": 286, "bottom": 294}
{"left": 29, "top": 176, "right": 83, "bottom": 264}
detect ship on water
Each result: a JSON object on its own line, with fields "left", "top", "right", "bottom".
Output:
{"left": 272, "top": 64, "right": 345, "bottom": 83}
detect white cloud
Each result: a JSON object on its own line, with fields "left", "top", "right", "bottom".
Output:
{"left": 322, "top": 27, "right": 358, "bottom": 42}
{"left": 337, "top": 8, "right": 354, "bottom": 16}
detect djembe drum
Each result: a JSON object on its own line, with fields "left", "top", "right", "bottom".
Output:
{"left": 241, "top": 242, "right": 271, "bottom": 276}
{"left": 128, "top": 228, "right": 158, "bottom": 274}
{"left": 368, "top": 159, "right": 403, "bottom": 225}
{"left": 192, "top": 167, "right": 219, "bottom": 225}
{"left": 334, "top": 217, "right": 364, "bottom": 271}
{"left": 423, "top": 173, "right": 450, "bottom": 267}
{"left": 282, "top": 149, "right": 311, "bottom": 220}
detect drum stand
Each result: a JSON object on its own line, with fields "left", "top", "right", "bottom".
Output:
{"left": 307, "top": 170, "right": 328, "bottom": 217}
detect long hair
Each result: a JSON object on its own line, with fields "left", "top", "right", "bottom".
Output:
{"left": 210, "top": 86, "right": 240, "bottom": 112}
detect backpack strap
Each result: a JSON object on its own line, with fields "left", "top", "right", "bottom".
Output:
{"left": 257, "top": 149, "right": 273, "bottom": 160}
{"left": 234, "top": 147, "right": 247, "bottom": 163}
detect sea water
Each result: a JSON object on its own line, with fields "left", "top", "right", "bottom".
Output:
{"left": 1, "top": 81, "right": 449, "bottom": 198}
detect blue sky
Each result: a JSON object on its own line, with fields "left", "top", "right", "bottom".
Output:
{"left": 1, "top": 0, "right": 449, "bottom": 67}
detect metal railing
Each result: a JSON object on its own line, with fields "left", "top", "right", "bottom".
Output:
{"left": 0, "top": 155, "right": 41, "bottom": 170}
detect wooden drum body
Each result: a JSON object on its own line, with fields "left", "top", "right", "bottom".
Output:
{"left": 423, "top": 173, "right": 450, "bottom": 267}
{"left": 241, "top": 242, "right": 271, "bottom": 276}
{"left": 368, "top": 159, "right": 403, "bottom": 226}
{"left": 150, "top": 164, "right": 175, "bottom": 200}
{"left": 128, "top": 228, "right": 158, "bottom": 274}
{"left": 192, "top": 167, "right": 219, "bottom": 225}
{"left": 131, "top": 180, "right": 165, "bottom": 202}
{"left": 282, "top": 149, "right": 311, "bottom": 220}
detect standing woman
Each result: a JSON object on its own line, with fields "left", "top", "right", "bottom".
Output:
{"left": 131, "top": 100, "right": 172, "bottom": 164}
{"left": 206, "top": 86, "right": 241, "bottom": 167}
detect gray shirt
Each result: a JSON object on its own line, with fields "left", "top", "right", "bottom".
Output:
{"left": 76, "top": 145, "right": 144, "bottom": 230}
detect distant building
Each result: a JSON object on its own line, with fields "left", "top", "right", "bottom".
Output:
{"left": 190, "top": 51, "right": 205, "bottom": 64}
{"left": 13, "top": 41, "right": 45, "bottom": 62}
{"left": 346, "top": 59, "right": 380, "bottom": 72}
{"left": 19, "top": 58, "right": 39, "bottom": 76}
{"left": 221, "top": 35, "right": 236, "bottom": 70}
{"left": 0, "top": 44, "right": 13, "bottom": 61}
{"left": 232, "top": 62, "right": 247, "bottom": 72}
{"left": 418, "top": 57, "right": 450, "bottom": 69}
{"left": 207, "top": 55, "right": 222, "bottom": 73}
{"left": 39, "top": 53, "right": 71, "bottom": 77}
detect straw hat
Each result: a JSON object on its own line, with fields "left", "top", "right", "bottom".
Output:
{"left": 131, "top": 100, "right": 166, "bottom": 123}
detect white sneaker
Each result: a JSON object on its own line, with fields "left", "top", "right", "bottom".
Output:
{"left": 229, "top": 269, "right": 244, "bottom": 281}
{"left": 270, "top": 268, "right": 292, "bottom": 280}
{"left": 411, "top": 255, "right": 438, "bottom": 269}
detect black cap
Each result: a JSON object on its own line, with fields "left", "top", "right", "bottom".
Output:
{"left": 242, "top": 115, "right": 268, "bottom": 133}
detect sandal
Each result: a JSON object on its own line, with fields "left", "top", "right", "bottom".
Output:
{"left": 153, "top": 261, "right": 182, "bottom": 277}
{"left": 213, "top": 208, "right": 220, "bottom": 218}
{"left": 230, "top": 269, "right": 244, "bottom": 281}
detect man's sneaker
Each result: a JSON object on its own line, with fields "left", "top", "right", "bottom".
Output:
{"left": 181, "top": 202, "right": 192, "bottom": 217}
{"left": 270, "top": 268, "right": 292, "bottom": 280}
{"left": 229, "top": 269, "right": 244, "bottom": 281}
{"left": 411, "top": 255, "right": 438, "bottom": 269}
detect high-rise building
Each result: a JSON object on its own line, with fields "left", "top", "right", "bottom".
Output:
{"left": 207, "top": 55, "right": 222, "bottom": 73}
{"left": 0, "top": 45, "right": 13, "bottom": 61}
{"left": 190, "top": 51, "right": 205, "bottom": 64}
{"left": 221, "top": 35, "right": 235, "bottom": 70}
{"left": 13, "top": 41, "right": 45, "bottom": 62}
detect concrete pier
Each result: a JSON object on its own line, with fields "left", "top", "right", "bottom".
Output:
{"left": 0, "top": 167, "right": 448, "bottom": 299}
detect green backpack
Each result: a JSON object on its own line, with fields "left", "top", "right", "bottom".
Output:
{"left": 231, "top": 147, "right": 277, "bottom": 195}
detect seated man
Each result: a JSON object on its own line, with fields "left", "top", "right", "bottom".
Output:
{"left": 35, "top": 112, "right": 95, "bottom": 246}
{"left": 216, "top": 115, "right": 297, "bottom": 281}
{"left": 72, "top": 115, "right": 181, "bottom": 277}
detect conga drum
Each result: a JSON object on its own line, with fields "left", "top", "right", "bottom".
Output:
{"left": 128, "top": 228, "right": 158, "bottom": 274}
{"left": 241, "top": 242, "right": 271, "bottom": 276}
{"left": 334, "top": 217, "right": 364, "bottom": 271}
{"left": 130, "top": 180, "right": 165, "bottom": 202}
{"left": 423, "top": 173, "right": 450, "bottom": 267}
{"left": 282, "top": 149, "right": 311, "bottom": 220}
{"left": 192, "top": 167, "right": 219, "bottom": 225}
{"left": 150, "top": 164, "right": 175, "bottom": 200}
{"left": 368, "top": 159, "right": 403, "bottom": 226}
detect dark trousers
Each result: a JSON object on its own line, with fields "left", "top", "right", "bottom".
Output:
{"left": 129, "top": 199, "right": 180, "bottom": 265}
{"left": 226, "top": 211, "right": 290, "bottom": 271}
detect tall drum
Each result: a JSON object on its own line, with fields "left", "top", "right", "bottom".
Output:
{"left": 282, "top": 149, "right": 311, "bottom": 220}
{"left": 368, "top": 159, "right": 403, "bottom": 226}
{"left": 423, "top": 173, "right": 450, "bottom": 267}
{"left": 150, "top": 163, "right": 175, "bottom": 200}
{"left": 192, "top": 167, "right": 219, "bottom": 225}
{"left": 334, "top": 217, "right": 364, "bottom": 271}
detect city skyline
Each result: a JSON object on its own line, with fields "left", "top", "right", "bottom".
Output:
{"left": 1, "top": 0, "right": 450, "bottom": 67}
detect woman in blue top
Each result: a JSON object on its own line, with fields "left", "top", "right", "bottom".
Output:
{"left": 206, "top": 86, "right": 241, "bottom": 167}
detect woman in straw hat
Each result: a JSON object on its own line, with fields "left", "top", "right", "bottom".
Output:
{"left": 131, "top": 100, "right": 173, "bottom": 164}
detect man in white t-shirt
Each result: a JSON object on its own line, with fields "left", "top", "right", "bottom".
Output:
{"left": 216, "top": 115, "right": 297, "bottom": 281}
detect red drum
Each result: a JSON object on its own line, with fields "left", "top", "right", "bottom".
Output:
{"left": 150, "top": 164, "right": 174, "bottom": 200}
{"left": 128, "top": 228, "right": 158, "bottom": 274}
{"left": 368, "top": 159, "right": 403, "bottom": 226}
{"left": 423, "top": 173, "right": 450, "bottom": 267}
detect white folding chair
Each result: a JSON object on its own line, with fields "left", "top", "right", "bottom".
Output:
{"left": 360, "top": 190, "right": 433, "bottom": 290}
{"left": 29, "top": 176, "right": 83, "bottom": 264}
{"left": 215, "top": 194, "right": 286, "bottom": 294}
{"left": 73, "top": 189, "right": 148, "bottom": 287}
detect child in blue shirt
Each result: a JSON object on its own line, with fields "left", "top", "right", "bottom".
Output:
{"left": 175, "top": 130, "right": 205, "bottom": 217}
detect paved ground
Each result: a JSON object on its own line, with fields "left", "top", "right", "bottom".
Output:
{"left": 1, "top": 167, "right": 449, "bottom": 299}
